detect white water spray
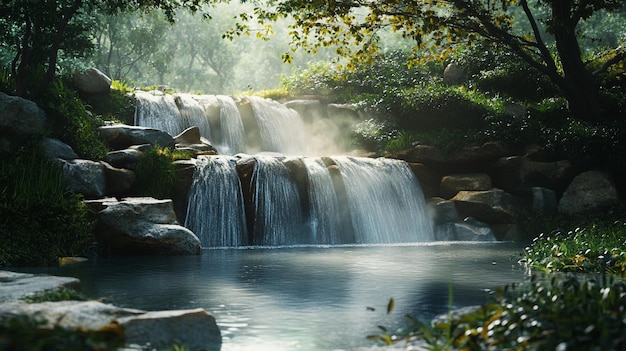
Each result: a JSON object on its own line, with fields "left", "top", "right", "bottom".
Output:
{"left": 185, "top": 156, "right": 248, "bottom": 247}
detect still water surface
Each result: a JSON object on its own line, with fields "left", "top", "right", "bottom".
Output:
{"left": 32, "top": 242, "right": 526, "bottom": 351}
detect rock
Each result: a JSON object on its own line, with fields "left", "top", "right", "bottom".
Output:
{"left": 452, "top": 188, "right": 526, "bottom": 224}
{"left": 531, "top": 187, "right": 557, "bottom": 214}
{"left": 61, "top": 159, "right": 106, "bottom": 198}
{"left": 0, "top": 93, "right": 46, "bottom": 151}
{"left": 440, "top": 173, "right": 492, "bottom": 199}
{"left": 101, "top": 161, "right": 136, "bottom": 195}
{"left": 443, "top": 63, "right": 466, "bottom": 85}
{"left": 394, "top": 142, "right": 508, "bottom": 172}
{"left": 427, "top": 198, "right": 458, "bottom": 225}
{"left": 326, "top": 103, "right": 361, "bottom": 121}
{"left": 284, "top": 99, "right": 328, "bottom": 124}
{"left": 0, "top": 300, "right": 222, "bottom": 351}
{"left": 103, "top": 148, "right": 143, "bottom": 170}
{"left": 40, "top": 138, "right": 78, "bottom": 160}
{"left": 407, "top": 162, "right": 441, "bottom": 198}
{"left": 491, "top": 156, "right": 574, "bottom": 196}
{"left": 174, "top": 126, "right": 202, "bottom": 145}
{"left": 71, "top": 68, "right": 111, "bottom": 95}
{"left": 0, "top": 271, "right": 80, "bottom": 303}
{"left": 120, "top": 308, "right": 222, "bottom": 350}
{"left": 558, "top": 170, "right": 620, "bottom": 215}
{"left": 172, "top": 159, "right": 198, "bottom": 224}
{"left": 455, "top": 217, "right": 497, "bottom": 241}
{"left": 94, "top": 197, "right": 201, "bottom": 255}
{"left": 98, "top": 124, "right": 174, "bottom": 150}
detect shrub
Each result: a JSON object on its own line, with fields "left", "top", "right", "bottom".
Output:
{"left": 0, "top": 146, "right": 93, "bottom": 267}
{"left": 37, "top": 79, "right": 109, "bottom": 160}
{"left": 134, "top": 146, "right": 191, "bottom": 199}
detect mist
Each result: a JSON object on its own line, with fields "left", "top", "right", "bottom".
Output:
{"left": 91, "top": 3, "right": 338, "bottom": 95}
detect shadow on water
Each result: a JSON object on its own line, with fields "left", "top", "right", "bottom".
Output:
{"left": 24, "top": 242, "right": 526, "bottom": 351}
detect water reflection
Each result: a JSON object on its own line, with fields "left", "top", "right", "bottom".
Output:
{"left": 26, "top": 242, "right": 525, "bottom": 351}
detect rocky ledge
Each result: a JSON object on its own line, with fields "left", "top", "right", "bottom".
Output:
{"left": 0, "top": 270, "right": 222, "bottom": 351}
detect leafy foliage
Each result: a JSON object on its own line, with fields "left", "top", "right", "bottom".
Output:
{"left": 0, "top": 146, "right": 93, "bottom": 267}
{"left": 23, "top": 288, "right": 88, "bottom": 304}
{"left": 134, "top": 146, "right": 192, "bottom": 199}
{"left": 37, "top": 80, "right": 109, "bottom": 160}
{"left": 237, "top": 0, "right": 626, "bottom": 121}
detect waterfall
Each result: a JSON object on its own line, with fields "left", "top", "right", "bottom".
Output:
{"left": 185, "top": 156, "right": 248, "bottom": 247}
{"left": 250, "top": 155, "right": 306, "bottom": 246}
{"left": 192, "top": 95, "right": 246, "bottom": 155}
{"left": 175, "top": 94, "right": 212, "bottom": 139}
{"left": 245, "top": 96, "right": 307, "bottom": 155}
{"left": 302, "top": 158, "right": 342, "bottom": 244}
{"left": 134, "top": 90, "right": 183, "bottom": 137}
{"left": 330, "top": 156, "right": 434, "bottom": 243}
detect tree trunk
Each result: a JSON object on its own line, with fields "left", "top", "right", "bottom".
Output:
{"left": 551, "top": 0, "right": 601, "bottom": 122}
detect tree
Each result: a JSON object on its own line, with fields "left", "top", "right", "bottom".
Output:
{"left": 0, "top": 0, "right": 210, "bottom": 98}
{"left": 233, "top": 0, "right": 626, "bottom": 122}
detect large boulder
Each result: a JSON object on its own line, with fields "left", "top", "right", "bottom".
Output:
{"left": 94, "top": 197, "right": 201, "bottom": 255}
{"left": 98, "top": 124, "right": 174, "bottom": 150}
{"left": 443, "top": 63, "right": 466, "bottom": 85}
{"left": 394, "top": 142, "right": 509, "bottom": 172}
{"left": 284, "top": 99, "right": 328, "bottom": 124}
{"left": 61, "top": 159, "right": 106, "bottom": 198}
{"left": 0, "top": 93, "right": 47, "bottom": 151}
{"left": 440, "top": 173, "right": 492, "bottom": 199}
{"left": 452, "top": 188, "right": 526, "bottom": 224}
{"left": 103, "top": 147, "right": 144, "bottom": 170}
{"left": 558, "top": 170, "right": 620, "bottom": 215}
{"left": 40, "top": 138, "right": 78, "bottom": 160}
{"left": 0, "top": 271, "right": 80, "bottom": 303}
{"left": 491, "top": 156, "right": 574, "bottom": 196}
{"left": 0, "top": 300, "right": 221, "bottom": 351}
{"left": 71, "top": 68, "right": 111, "bottom": 95}
{"left": 101, "top": 161, "right": 136, "bottom": 196}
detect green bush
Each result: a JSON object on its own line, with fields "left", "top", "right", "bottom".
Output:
{"left": 134, "top": 147, "right": 191, "bottom": 199}
{"left": 37, "top": 79, "right": 109, "bottom": 160}
{"left": 0, "top": 147, "right": 93, "bottom": 267}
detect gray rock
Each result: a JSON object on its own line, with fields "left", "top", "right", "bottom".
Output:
{"left": 284, "top": 99, "right": 328, "bottom": 123}
{"left": 174, "top": 126, "right": 202, "bottom": 145}
{"left": 452, "top": 188, "right": 526, "bottom": 224}
{"left": 443, "top": 63, "right": 466, "bottom": 85}
{"left": 0, "top": 271, "right": 80, "bottom": 303}
{"left": 491, "top": 156, "right": 573, "bottom": 196}
{"left": 455, "top": 218, "right": 497, "bottom": 241}
{"left": 0, "top": 300, "right": 221, "bottom": 351}
{"left": 0, "top": 93, "right": 46, "bottom": 151}
{"left": 440, "top": 173, "right": 492, "bottom": 199}
{"left": 531, "top": 187, "right": 557, "bottom": 214}
{"left": 61, "top": 159, "right": 106, "bottom": 198}
{"left": 94, "top": 197, "right": 201, "bottom": 255}
{"left": 72, "top": 68, "right": 111, "bottom": 94}
{"left": 104, "top": 148, "right": 143, "bottom": 170}
{"left": 120, "top": 308, "right": 222, "bottom": 350}
{"left": 101, "top": 161, "right": 136, "bottom": 195}
{"left": 558, "top": 170, "right": 620, "bottom": 215}
{"left": 427, "top": 198, "right": 458, "bottom": 225}
{"left": 40, "top": 137, "right": 78, "bottom": 160}
{"left": 98, "top": 124, "right": 174, "bottom": 150}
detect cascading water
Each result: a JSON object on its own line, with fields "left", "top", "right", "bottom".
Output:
{"left": 249, "top": 155, "right": 306, "bottom": 246}
{"left": 134, "top": 90, "right": 183, "bottom": 137}
{"left": 330, "top": 156, "right": 434, "bottom": 243}
{"left": 302, "top": 158, "right": 342, "bottom": 244}
{"left": 245, "top": 96, "right": 307, "bottom": 155}
{"left": 175, "top": 94, "right": 212, "bottom": 139}
{"left": 192, "top": 95, "right": 246, "bottom": 155}
{"left": 133, "top": 91, "right": 436, "bottom": 246}
{"left": 185, "top": 156, "right": 248, "bottom": 247}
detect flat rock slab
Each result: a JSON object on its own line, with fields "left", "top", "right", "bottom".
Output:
{"left": 0, "top": 271, "right": 80, "bottom": 303}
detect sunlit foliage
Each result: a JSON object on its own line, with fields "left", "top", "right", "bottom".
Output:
{"left": 233, "top": 0, "right": 626, "bottom": 121}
